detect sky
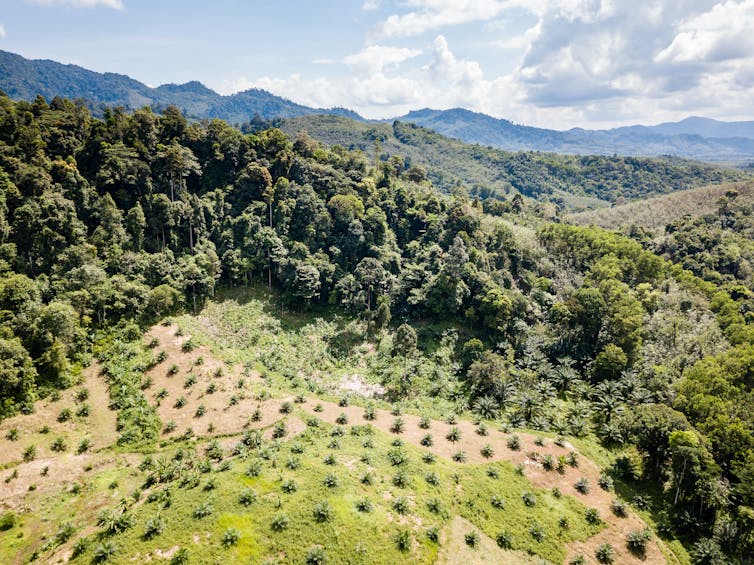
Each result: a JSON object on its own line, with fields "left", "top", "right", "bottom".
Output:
{"left": 2, "top": 0, "right": 754, "bottom": 129}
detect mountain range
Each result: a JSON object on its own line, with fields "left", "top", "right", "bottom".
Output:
{"left": 2, "top": 49, "right": 754, "bottom": 164}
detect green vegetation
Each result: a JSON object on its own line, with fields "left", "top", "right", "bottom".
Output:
{"left": 0, "top": 93, "right": 753, "bottom": 563}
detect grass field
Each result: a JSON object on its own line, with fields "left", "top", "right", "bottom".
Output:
{"left": 0, "top": 291, "right": 687, "bottom": 565}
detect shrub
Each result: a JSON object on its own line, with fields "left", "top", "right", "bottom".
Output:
{"left": 419, "top": 416, "right": 431, "bottom": 429}
{"left": 496, "top": 530, "right": 513, "bottom": 549}
{"left": 170, "top": 548, "right": 189, "bottom": 565}
{"left": 222, "top": 528, "right": 240, "bottom": 547}
{"left": 425, "top": 472, "right": 440, "bottom": 486}
{"left": 427, "top": 498, "right": 442, "bottom": 514}
{"left": 174, "top": 396, "right": 186, "bottom": 408}
{"left": 552, "top": 487, "right": 562, "bottom": 498}
{"left": 143, "top": 516, "right": 165, "bottom": 539}
{"left": 574, "top": 477, "right": 590, "bottom": 494}
{"left": 422, "top": 452, "right": 436, "bottom": 464}
{"left": 285, "top": 456, "right": 301, "bottom": 470}
{"left": 387, "top": 447, "right": 409, "bottom": 466}
{"left": 313, "top": 403, "right": 323, "bottom": 412}
{"left": 420, "top": 434, "right": 433, "bottom": 447}
{"left": 271, "top": 513, "right": 289, "bottom": 532}
{"left": 529, "top": 523, "right": 545, "bottom": 542}
{"left": 626, "top": 528, "right": 651, "bottom": 556}
{"left": 193, "top": 501, "right": 213, "bottom": 518}
{"left": 392, "top": 470, "right": 409, "bottom": 488}
{"left": 595, "top": 542, "right": 615, "bottom": 564}
{"left": 611, "top": 499, "right": 628, "bottom": 517}
{"left": 6, "top": 428, "right": 18, "bottom": 441}
{"left": 323, "top": 453, "right": 337, "bottom": 465}
{"left": 507, "top": 434, "right": 521, "bottom": 450}
{"left": 76, "top": 403, "right": 90, "bottom": 417}
{"left": 558, "top": 516, "right": 570, "bottom": 529}
{"left": 57, "top": 408, "right": 73, "bottom": 422}
{"left": 238, "top": 488, "right": 257, "bottom": 506}
{"left": 585, "top": 508, "right": 601, "bottom": 524}
{"left": 465, "top": 530, "right": 480, "bottom": 548}
{"left": 50, "top": 436, "right": 67, "bottom": 452}
{"left": 323, "top": 473, "right": 340, "bottom": 488}
{"left": 567, "top": 451, "right": 579, "bottom": 467}
{"left": 313, "top": 501, "right": 333, "bottom": 523}
{"left": 355, "top": 498, "right": 373, "bottom": 513}
{"left": 363, "top": 406, "right": 375, "bottom": 420}
{"left": 205, "top": 382, "right": 217, "bottom": 394}
{"left": 490, "top": 495, "right": 505, "bottom": 509}
{"left": 534, "top": 436, "right": 546, "bottom": 446}
{"left": 194, "top": 404, "right": 206, "bottom": 418}
{"left": 0, "top": 511, "right": 17, "bottom": 531}
{"left": 76, "top": 388, "right": 90, "bottom": 402}
{"left": 487, "top": 466, "right": 499, "bottom": 479}
{"left": 163, "top": 420, "right": 177, "bottom": 433}
{"left": 476, "top": 422, "right": 489, "bottom": 436}
{"left": 281, "top": 479, "right": 297, "bottom": 493}
{"left": 598, "top": 473, "right": 614, "bottom": 491}
{"left": 390, "top": 417, "right": 405, "bottom": 434}
{"left": 426, "top": 526, "right": 440, "bottom": 542}
{"left": 77, "top": 438, "right": 92, "bottom": 454}
{"left": 452, "top": 450, "right": 467, "bottom": 463}
{"left": 392, "top": 496, "right": 409, "bottom": 514}
{"left": 181, "top": 338, "right": 196, "bottom": 352}
{"left": 335, "top": 412, "right": 348, "bottom": 425}
{"left": 305, "top": 546, "right": 327, "bottom": 565}
{"left": 93, "top": 541, "right": 118, "bottom": 562}
{"left": 23, "top": 445, "right": 36, "bottom": 462}
{"left": 360, "top": 471, "right": 374, "bottom": 485}
{"left": 168, "top": 364, "right": 179, "bottom": 375}
{"left": 522, "top": 492, "right": 536, "bottom": 507}
{"left": 71, "top": 537, "right": 87, "bottom": 558}
{"left": 480, "top": 444, "right": 494, "bottom": 458}
{"left": 280, "top": 401, "right": 293, "bottom": 414}
{"left": 446, "top": 426, "right": 461, "bottom": 442}
{"left": 272, "top": 421, "right": 287, "bottom": 438}
{"left": 569, "top": 555, "right": 586, "bottom": 565}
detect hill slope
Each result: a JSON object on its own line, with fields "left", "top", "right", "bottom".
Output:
{"left": 0, "top": 49, "right": 360, "bottom": 122}
{"left": 279, "top": 114, "right": 748, "bottom": 206}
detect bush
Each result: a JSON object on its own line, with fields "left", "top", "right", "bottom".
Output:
{"left": 23, "top": 445, "right": 37, "bottom": 462}
{"left": 335, "top": 412, "right": 348, "bottom": 425}
{"left": 420, "top": 433, "right": 433, "bottom": 447}
{"left": 194, "top": 404, "right": 206, "bottom": 418}
{"left": 360, "top": 471, "right": 374, "bottom": 485}
{"left": 323, "top": 473, "right": 340, "bottom": 488}
{"left": 626, "top": 528, "right": 651, "bottom": 556}
{"left": 193, "top": 501, "right": 213, "bottom": 518}
{"left": 480, "top": 444, "right": 494, "bottom": 458}
{"left": 426, "top": 526, "right": 439, "bottom": 543}
{"left": 238, "top": 488, "right": 257, "bottom": 506}
{"left": 280, "top": 401, "right": 293, "bottom": 414}
{"left": 143, "top": 516, "right": 165, "bottom": 539}
{"left": 222, "top": 528, "right": 240, "bottom": 547}
{"left": 574, "top": 477, "right": 590, "bottom": 494}
{"left": 464, "top": 530, "right": 480, "bottom": 548}
{"left": 446, "top": 426, "right": 461, "bottom": 442}
{"left": 496, "top": 530, "right": 512, "bottom": 549}
{"left": 422, "top": 452, "right": 436, "bottom": 464}
{"left": 507, "top": 434, "right": 521, "bottom": 450}
{"left": 71, "top": 538, "right": 87, "bottom": 558}
{"left": 611, "top": 499, "right": 628, "bottom": 517}
{"left": 272, "top": 421, "right": 287, "bottom": 438}
{"left": 6, "top": 428, "right": 18, "bottom": 441}
{"left": 271, "top": 513, "right": 289, "bottom": 532}
{"left": 490, "top": 495, "right": 505, "bottom": 509}
{"left": 452, "top": 450, "right": 467, "bottom": 462}
{"left": 170, "top": 548, "right": 189, "bottom": 565}
{"left": 585, "top": 508, "right": 601, "bottom": 524}
{"left": 281, "top": 479, "right": 297, "bottom": 493}
{"left": 598, "top": 472, "right": 614, "bottom": 491}
{"left": 419, "top": 416, "right": 431, "bottom": 429}
{"left": 77, "top": 438, "right": 92, "bottom": 454}
{"left": 425, "top": 472, "right": 440, "bottom": 486}
{"left": 595, "top": 542, "right": 615, "bottom": 564}
{"left": 392, "top": 496, "right": 409, "bottom": 514}
{"left": 390, "top": 417, "right": 405, "bottom": 434}
{"left": 50, "top": 436, "right": 67, "bottom": 452}
{"left": 363, "top": 406, "right": 375, "bottom": 420}
{"left": 355, "top": 498, "right": 373, "bottom": 513}
{"left": 76, "top": 403, "right": 90, "bottom": 417}
{"left": 387, "top": 447, "right": 409, "bottom": 466}
{"left": 305, "top": 546, "right": 327, "bottom": 565}
{"left": 522, "top": 492, "right": 536, "bottom": 507}
{"left": 323, "top": 453, "right": 337, "bottom": 465}
{"left": 0, "top": 511, "right": 17, "bottom": 531}
{"left": 427, "top": 498, "right": 442, "bottom": 514}
{"left": 395, "top": 529, "right": 411, "bottom": 552}
{"left": 529, "top": 523, "right": 545, "bottom": 542}
{"left": 392, "top": 470, "right": 409, "bottom": 488}
{"left": 313, "top": 501, "right": 333, "bottom": 523}
{"left": 569, "top": 555, "right": 586, "bottom": 565}
{"left": 57, "top": 408, "right": 73, "bottom": 422}
{"left": 93, "top": 541, "right": 118, "bottom": 562}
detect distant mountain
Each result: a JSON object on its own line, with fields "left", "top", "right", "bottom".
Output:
{"left": 3, "top": 49, "right": 754, "bottom": 164}
{"left": 0, "top": 49, "right": 361, "bottom": 122}
{"left": 396, "top": 108, "right": 754, "bottom": 164}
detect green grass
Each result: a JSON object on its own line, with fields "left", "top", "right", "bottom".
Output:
{"left": 62, "top": 418, "right": 600, "bottom": 565}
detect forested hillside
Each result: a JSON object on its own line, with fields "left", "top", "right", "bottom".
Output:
{"left": 1, "top": 93, "right": 754, "bottom": 563}
{"left": 277, "top": 115, "right": 747, "bottom": 207}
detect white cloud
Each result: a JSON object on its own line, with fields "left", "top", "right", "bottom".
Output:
{"left": 344, "top": 45, "right": 422, "bottom": 73}
{"left": 362, "top": 0, "right": 380, "bottom": 11}
{"left": 0, "top": 24, "right": 5, "bottom": 38}
{"left": 376, "top": 0, "right": 507, "bottom": 38}
{"left": 27, "top": 0, "right": 124, "bottom": 9}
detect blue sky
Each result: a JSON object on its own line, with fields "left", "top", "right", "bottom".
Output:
{"left": 2, "top": 0, "right": 754, "bottom": 128}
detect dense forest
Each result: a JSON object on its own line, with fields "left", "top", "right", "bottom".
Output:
{"left": 1, "top": 92, "right": 753, "bottom": 563}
